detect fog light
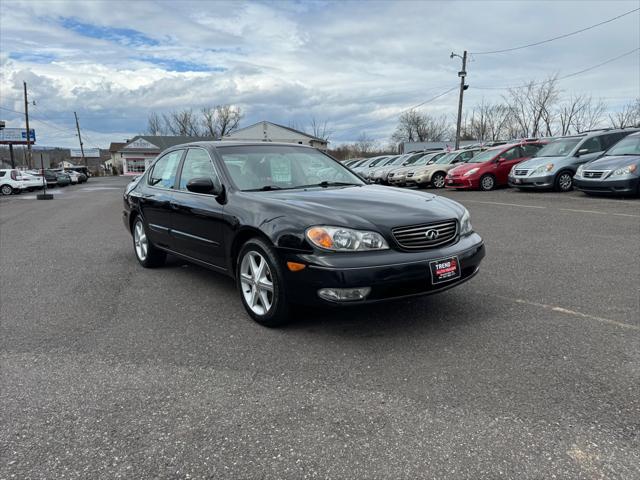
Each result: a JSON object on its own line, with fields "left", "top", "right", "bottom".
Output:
{"left": 318, "top": 287, "right": 371, "bottom": 302}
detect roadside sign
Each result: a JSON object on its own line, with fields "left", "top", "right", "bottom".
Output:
{"left": 0, "top": 128, "right": 36, "bottom": 144}
{"left": 70, "top": 148, "right": 100, "bottom": 158}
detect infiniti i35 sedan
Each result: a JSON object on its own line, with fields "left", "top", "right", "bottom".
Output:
{"left": 123, "top": 142, "right": 485, "bottom": 326}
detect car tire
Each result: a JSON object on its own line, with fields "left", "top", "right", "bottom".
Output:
{"left": 237, "top": 238, "right": 290, "bottom": 327}
{"left": 132, "top": 217, "right": 166, "bottom": 268}
{"left": 1, "top": 184, "right": 13, "bottom": 195}
{"left": 479, "top": 174, "right": 496, "bottom": 191}
{"left": 431, "top": 172, "right": 446, "bottom": 189}
{"left": 555, "top": 171, "right": 573, "bottom": 192}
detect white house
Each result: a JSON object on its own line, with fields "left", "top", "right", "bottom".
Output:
{"left": 222, "top": 121, "right": 328, "bottom": 150}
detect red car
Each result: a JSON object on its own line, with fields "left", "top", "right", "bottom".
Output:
{"left": 445, "top": 141, "right": 547, "bottom": 191}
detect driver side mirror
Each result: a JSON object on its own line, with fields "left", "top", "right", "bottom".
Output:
{"left": 186, "top": 177, "right": 224, "bottom": 196}
{"left": 496, "top": 157, "right": 506, "bottom": 163}
{"left": 576, "top": 148, "right": 589, "bottom": 156}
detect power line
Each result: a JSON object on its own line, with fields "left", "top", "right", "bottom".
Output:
{"left": 473, "top": 47, "right": 640, "bottom": 90}
{"left": 338, "top": 86, "right": 459, "bottom": 135}
{"left": 470, "top": 7, "right": 639, "bottom": 55}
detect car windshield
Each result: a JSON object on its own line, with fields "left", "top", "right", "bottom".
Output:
{"left": 402, "top": 154, "right": 425, "bottom": 166}
{"left": 413, "top": 153, "right": 439, "bottom": 166}
{"left": 368, "top": 157, "right": 387, "bottom": 167}
{"left": 434, "top": 152, "right": 458, "bottom": 164}
{"left": 536, "top": 138, "right": 581, "bottom": 157}
{"left": 382, "top": 156, "right": 402, "bottom": 166}
{"left": 605, "top": 135, "right": 640, "bottom": 156}
{"left": 466, "top": 148, "right": 501, "bottom": 163}
{"left": 218, "top": 145, "right": 365, "bottom": 191}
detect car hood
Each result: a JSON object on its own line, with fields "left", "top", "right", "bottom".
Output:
{"left": 238, "top": 185, "right": 465, "bottom": 232}
{"left": 448, "top": 162, "right": 485, "bottom": 175}
{"left": 516, "top": 155, "right": 566, "bottom": 169}
{"left": 583, "top": 155, "right": 640, "bottom": 170}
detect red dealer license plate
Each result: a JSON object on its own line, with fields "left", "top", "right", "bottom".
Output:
{"left": 429, "top": 256, "right": 461, "bottom": 284}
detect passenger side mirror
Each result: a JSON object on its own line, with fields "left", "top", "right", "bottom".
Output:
{"left": 186, "top": 177, "right": 223, "bottom": 196}
{"left": 576, "top": 148, "right": 589, "bottom": 156}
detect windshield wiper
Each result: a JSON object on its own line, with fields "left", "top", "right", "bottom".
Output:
{"left": 299, "top": 181, "right": 362, "bottom": 188}
{"left": 245, "top": 185, "right": 284, "bottom": 191}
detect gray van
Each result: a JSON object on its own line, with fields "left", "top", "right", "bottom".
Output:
{"left": 508, "top": 128, "right": 639, "bottom": 192}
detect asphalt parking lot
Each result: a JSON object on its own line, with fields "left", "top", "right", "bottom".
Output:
{"left": 1, "top": 176, "right": 638, "bottom": 479}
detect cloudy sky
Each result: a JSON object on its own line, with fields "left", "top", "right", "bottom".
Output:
{"left": 1, "top": 0, "right": 638, "bottom": 148}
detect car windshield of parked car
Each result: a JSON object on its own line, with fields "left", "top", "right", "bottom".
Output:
{"left": 465, "top": 148, "right": 501, "bottom": 163}
{"left": 537, "top": 138, "right": 581, "bottom": 157}
{"left": 413, "top": 153, "right": 438, "bottom": 166}
{"left": 433, "top": 152, "right": 457, "bottom": 164}
{"left": 218, "top": 145, "right": 365, "bottom": 191}
{"left": 604, "top": 135, "right": 640, "bottom": 156}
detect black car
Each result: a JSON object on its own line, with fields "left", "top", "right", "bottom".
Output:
{"left": 123, "top": 142, "right": 485, "bottom": 326}
{"left": 574, "top": 131, "right": 640, "bottom": 196}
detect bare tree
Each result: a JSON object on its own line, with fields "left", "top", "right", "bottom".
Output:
{"left": 391, "top": 110, "right": 451, "bottom": 143}
{"left": 146, "top": 112, "right": 167, "bottom": 135}
{"left": 504, "top": 75, "right": 559, "bottom": 138}
{"left": 609, "top": 98, "right": 640, "bottom": 128}
{"left": 201, "top": 105, "right": 243, "bottom": 138}
{"left": 309, "top": 117, "right": 332, "bottom": 141}
{"left": 355, "top": 132, "right": 377, "bottom": 155}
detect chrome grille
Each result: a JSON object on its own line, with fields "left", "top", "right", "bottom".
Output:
{"left": 392, "top": 219, "right": 458, "bottom": 250}
{"left": 583, "top": 170, "right": 607, "bottom": 179}
{"left": 514, "top": 169, "right": 530, "bottom": 176}
{"left": 406, "top": 172, "right": 414, "bottom": 177}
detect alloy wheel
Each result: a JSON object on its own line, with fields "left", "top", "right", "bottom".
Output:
{"left": 1, "top": 185, "right": 13, "bottom": 195}
{"left": 240, "top": 251, "right": 274, "bottom": 316}
{"left": 558, "top": 173, "right": 572, "bottom": 191}
{"left": 133, "top": 220, "right": 148, "bottom": 261}
{"left": 481, "top": 175, "right": 495, "bottom": 191}
{"left": 432, "top": 174, "right": 445, "bottom": 188}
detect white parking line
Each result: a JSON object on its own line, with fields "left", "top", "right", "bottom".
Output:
{"left": 489, "top": 294, "right": 639, "bottom": 331}
{"left": 461, "top": 199, "right": 639, "bottom": 218}
{"left": 558, "top": 208, "right": 640, "bottom": 218}
{"left": 463, "top": 200, "right": 545, "bottom": 209}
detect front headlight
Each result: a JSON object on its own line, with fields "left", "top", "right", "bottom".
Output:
{"left": 533, "top": 163, "right": 554, "bottom": 175}
{"left": 306, "top": 226, "right": 389, "bottom": 251}
{"left": 463, "top": 168, "right": 479, "bottom": 177}
{"left": 460, "top": 209, "right": 473, "bottom": 235}
{"left": 575, "top": 165, "right": 584, "bottom": 177}
{"left": 611, "top": 164, "right": 638, "bottom": 177}
{"left": 510, "top": 165, "right": 516, "bottom": 175}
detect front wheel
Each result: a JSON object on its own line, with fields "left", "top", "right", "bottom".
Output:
{"left": 1, "top": 184, "right": 13, "bottom": 195}
{"left": 132, "top": 217, "right": 166, "bottom": 268}
{"left": 237, "top": 238, "right": 290, "bottom": 327}
{"left": 431, "top": 172, "right": 446, "bottom": 189}
{"left": 555, "top": 171, "right": 573, "bottom": 192}
{"left": 479, "top": 174, "right": 496, "bottom": 191}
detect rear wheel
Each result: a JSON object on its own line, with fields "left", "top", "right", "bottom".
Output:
{"left": 555, "top": 171, "right": 573, "bottom": 192}
{"left": 132, "top": 217, "right": 166, "bottom": 268}
{"left": 479, "top": 174, "right": 496, "bottom": 191}
{"left": 237, "top": 238, "right": 290, "bottom": 327}
{"left": 431, "top": 172, "right": 446, "bottom": 189}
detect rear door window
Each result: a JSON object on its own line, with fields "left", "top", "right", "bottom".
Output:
{"left": 148, "top": 150, "right": 183, "bottom": 189}
{"left": 601, "top": 132, "right": 629, "bottom": 149}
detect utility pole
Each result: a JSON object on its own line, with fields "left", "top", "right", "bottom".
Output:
{"left": 23, "top": 81, "right": 32, "bottom": 168}
{"left": 451, "top": 50, "right": 468, "bottom": 150}
{"left": 74, "top": 111, "right": 86, "bottom": 166}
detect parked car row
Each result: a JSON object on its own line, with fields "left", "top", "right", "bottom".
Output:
{"left": 0, "top": 168, "right": 89, "bottom": 195}
{"left": 345, "top": 128, "right": 640, "bottom": 196}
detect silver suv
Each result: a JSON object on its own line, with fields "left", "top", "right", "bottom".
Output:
{"left": 508, "top": 128, "right": 639, "bottom": 192}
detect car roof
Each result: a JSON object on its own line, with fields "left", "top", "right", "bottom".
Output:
{"left": 178, "top": 141, "right": 318, "bottom": 150}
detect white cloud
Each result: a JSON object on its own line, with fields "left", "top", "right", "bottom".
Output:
{"left": 0, "top": 0, "right": 638, "bottom": 147}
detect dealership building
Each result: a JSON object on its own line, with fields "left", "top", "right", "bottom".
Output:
{"left": 118, "top": 136, "right": 212, "bottom": 175}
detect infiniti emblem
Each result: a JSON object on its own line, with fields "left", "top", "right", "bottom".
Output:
{"left": 425, "top": 229, "right": 439, "bottom": 240}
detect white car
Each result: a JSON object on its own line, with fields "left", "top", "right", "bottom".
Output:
{"left": 65, "top": 170, "right": 80, "bottom": 184}
{"left": 17, "top": 171, "right": 46, "bottom": 191}
{"left": 0, "top": 169, "right": 25, "bottom": 195}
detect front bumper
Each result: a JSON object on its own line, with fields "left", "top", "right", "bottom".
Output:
{"left": 445, "top": 176, "right": 478, "bottom": 189}
{"left": 574, "top": 176, "right": 639, "bottom": 195}
{"left": 388, "top": 175, "right": 407, "bottom": 186}
{"left": 279, "top": 233, "right": 485, "bottom": 306}
{"left": 508, "top": 174, "right": 554, "bottom": 190}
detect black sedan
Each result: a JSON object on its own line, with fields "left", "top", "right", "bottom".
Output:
{"left": 123, "top": 142, "right": 485, "bottom": 326}
{"left": 574, "top": 131, "right": 640, "bottom": 196}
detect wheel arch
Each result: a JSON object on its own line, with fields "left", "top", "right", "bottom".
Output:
{"left": 230, "top": 227, "right": 274, "bottom": 277}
